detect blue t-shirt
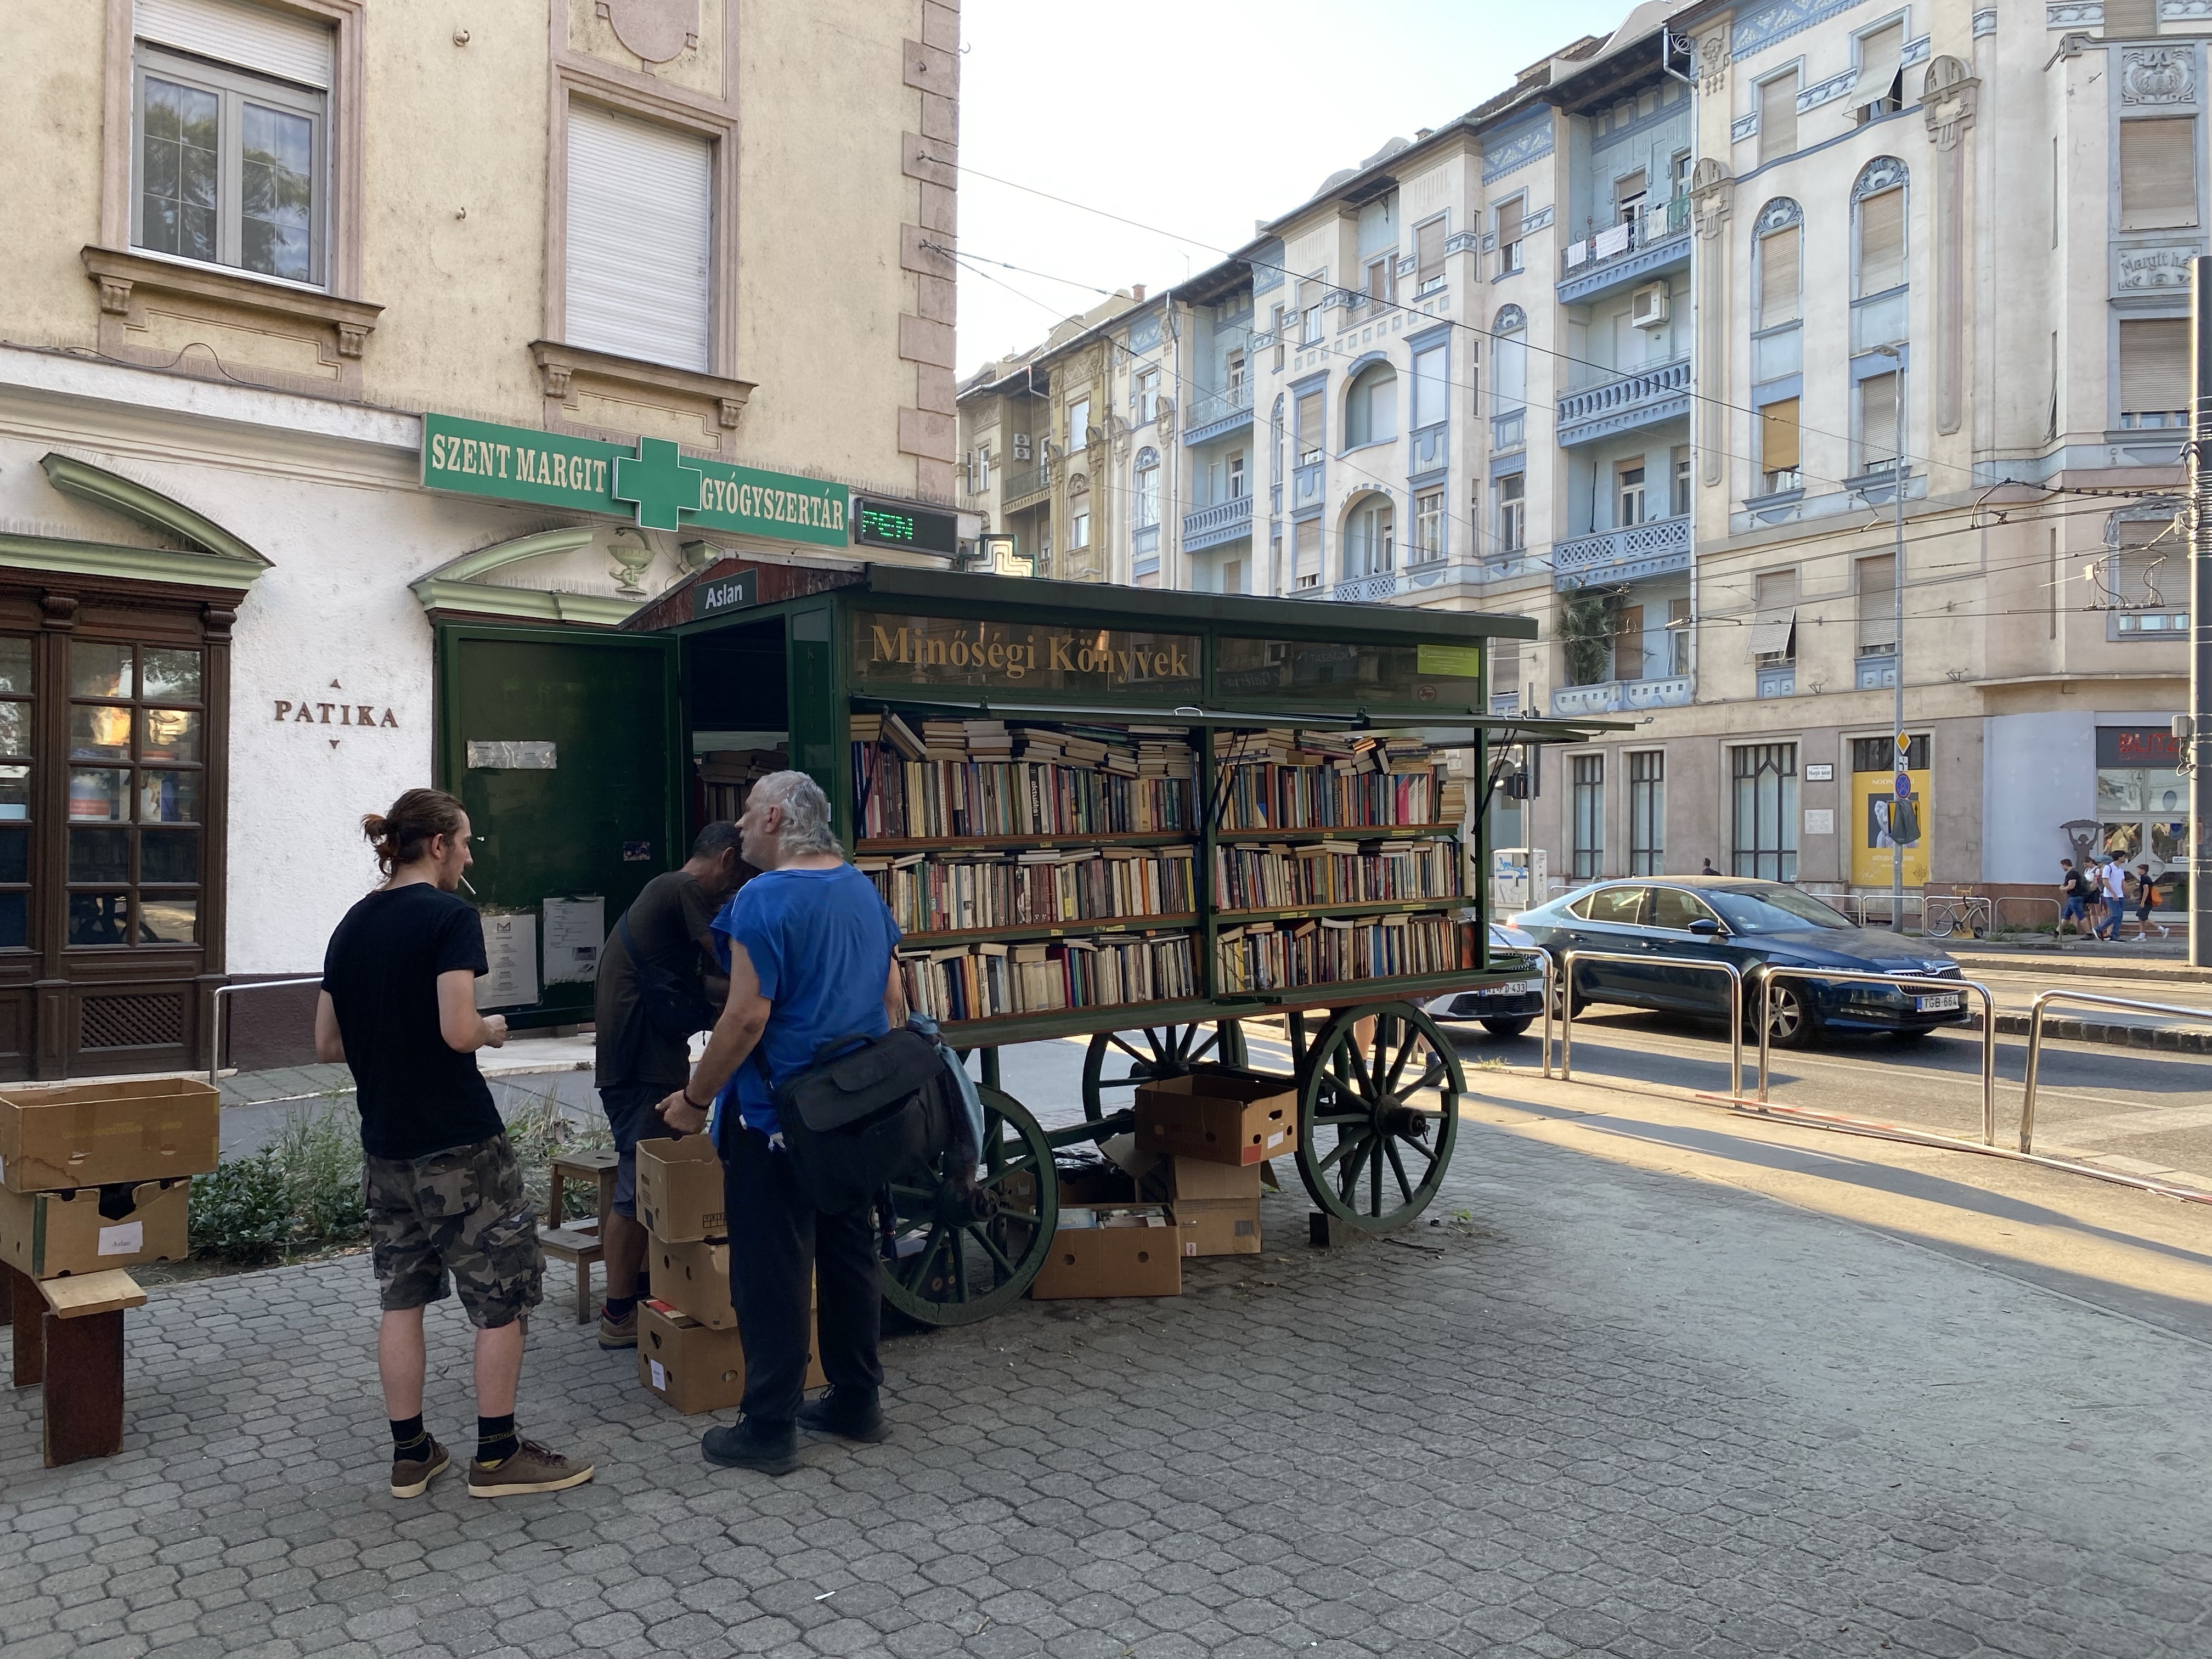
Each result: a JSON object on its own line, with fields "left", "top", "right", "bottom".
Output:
{"left": 710, "top": 863, "right": 903, "bottom": 1137}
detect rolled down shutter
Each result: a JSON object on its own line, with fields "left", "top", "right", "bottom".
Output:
{"left": 1758, "top": 226, "right": 1801, "bottom": 326}
{"left": 1416, "top": 217, "right": 1446, "bottom": 281}
{"left": 1295, "top": 390, "right": 1323, "bottom": 453}
{"left": 1854, "top": 22, "right": 1901, "bottom": 109}
{"left": 1496, "top": 196, "right": 1524, "bottom": 246}
{"left": 566, "top": 103, "right": 713, "bottom": 372}
{"left": 1759, "top": 397, "right": 1801, "bottom": 473}
{"left": 1858, "top": 188, "right": 1904, "bottom": 295}
{"left": 2120, "top": 317, "right": 2192, "bottom": 414}
{"left": 2120, "top": 119, "right": 2198, "bottom": 230}
{"left": 1759, "top": 76, "right": 1798, "bottom": 161}
{"left": 1856, "top": 554, "right": 1897, "bottom": 652}
{"left": 136, "top": 0, "right": 332, "bottom": 86}
{"left": 1748, "top": 569, "right": 1796, "bottom": 659}
{"left": 1491, "top": 636, "right": 1521, "bottom": 699}
{"left": 1294, "top": 517, "right": 1321, "bottom": 582}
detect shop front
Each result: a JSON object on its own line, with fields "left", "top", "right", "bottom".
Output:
{"left": 2095, "top": 724, "right": 2188, "bottom": 889}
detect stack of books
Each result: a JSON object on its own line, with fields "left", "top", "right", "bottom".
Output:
{"left": 853, "top": 727, "right": 1195, "bottom": 839}
{"left": 856, "top": 845, "right": 1198, "bottom": 933}
{"left": 899, "top": 931, "right": 1198, "bottom": 1022}
{"left": 1215, "top": 914, "right": 1475, "bottom": 992}
{"left": 1214, "top": 729, "right": 1442, "bottom": 831}
{"left": 1212, "top": 837, "right": 1464, "bottom": 912}
{"left": 697, "top": 748, "right": 786, "bottom": 822}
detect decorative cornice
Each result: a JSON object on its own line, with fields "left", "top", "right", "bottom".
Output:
{"left": 38, "top": 453, "right": 272, "bottom": 568}
{"left": 408, "top": 578, "right": 639, "bottom": 626}
{"left": 1923, "top": 60, "right": 1979, "bottom": 149}
{"left": 528, "top": 340, "right": 755, "bottom": 429}
{"left": 2046, "top": 3, "right": 2101, "bottom": 26}
{"left": 1732, "top": 0, "right": 1869, "bottom": 61}
{"left": 1753, "top": 196, "right": 1803, "bottom": 235}
{"left": 1481, "top": 115, "right": 1554, "bottom": 183}
{"left": 79, "top": 246, "right": 382, "bottom": 347}
{"left": 0, "top": 532, "right": 269, "bottom": 593}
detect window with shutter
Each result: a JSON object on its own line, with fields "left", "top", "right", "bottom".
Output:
{"left": 1759, "top": 75, "right": 1798, "bottom": 165}
{"left": 1759, "top": 397, "right": 1801, "bottom": 482}
{"left": 136, "top": 0, "right": 333, "bottom": 86}
{"left": 1858, "top": 371, "right": 1899, "bottom": 472}
{"left": 1857, "top": 188, "right": 1904, "bottom": 295}
{"left": 1491, "top": 637, "right": 1521, "bottom": 699}
{"left": 1295, "top": 392, "right": 1323, "bottom": 462}
{"left": 2120, "top": 318, "right": 2192, "bottom": 417}
{"left": 1856, "top": 554, "right": 1897, "bottom": 654}
{"left": 1415, "top": 217, "right": 1446, "bottom": 286}
{"left": 1496, "top": 198, "right": 1524, "bottom": 272}
{"left": 1758, "top": 226, "right": 1801, "bottom": 328}
{"left": 1293, "top": 517, "right": 1322, "bottom": 588}
{"left": 2120, "top": 120, "right": 2198, "bottom": 230}
{"left": 1412, "top": 344, "right": 1449, "bottom": 430}
{"left": 1854, "top": 23, "right": 1902, "bottom": 115}
{"left": 566, "top": 104, "right": 712, "bottom": 372}
{"left": 1749, "top": 569, "right": 1797, "bottom": 662}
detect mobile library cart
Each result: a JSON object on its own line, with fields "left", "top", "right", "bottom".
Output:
{"left": 433, "top": 561, "right": 1619, "bottom": 1328}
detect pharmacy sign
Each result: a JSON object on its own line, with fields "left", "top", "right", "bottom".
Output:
{"left": 420, "top": 413, "right": 849, "bottom": 548}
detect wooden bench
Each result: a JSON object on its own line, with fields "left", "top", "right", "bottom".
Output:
{"left": 541, "top": 1148, "right": 619, "bottom": 1323}
{"left": 550, "top": 1149, "right": 619, "bottom": 1231}
{"left": 537, "top": 1224, "right": 604, "bottom": 1324}
{"left": 8, "top": 1263, "right": 145, "bottom": 1466}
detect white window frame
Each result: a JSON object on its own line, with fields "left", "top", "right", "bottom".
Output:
{"left": 1498, "top": 472, "right": 1527, "bottom": 553}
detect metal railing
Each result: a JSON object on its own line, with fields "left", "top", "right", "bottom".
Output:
{"left": 2021, "top": 988, "right": 2212, "bottom": 1153}
{"left": 1756, "top": 967, "right": 1996, "bottom": 1143}
{"left": 208, "top": 977, "right": 324, "bottom": 1086}
{"left": 1560, "top": 950, "right": 1743, "bottom": 1098}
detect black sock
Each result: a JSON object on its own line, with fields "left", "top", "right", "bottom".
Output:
{"left": 604, "top": 1294, "right": 637, "bottom": 1321}
{"left": 390, "top": 1415, "right": 428, "bottom": 1457}
{"left": 477, "top": 1414, "right": 518, "bottom": 1466}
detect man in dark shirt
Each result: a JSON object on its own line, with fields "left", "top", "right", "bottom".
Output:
{"left": 318, "top": 787, "right": 594, "bottom": 1501}
{"left": 591, "top": 821, "right": 744, "bottom": 1347}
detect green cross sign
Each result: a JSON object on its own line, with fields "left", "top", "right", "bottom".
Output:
{"left": 613, "top": 437, "right": 702, "bottom": 532}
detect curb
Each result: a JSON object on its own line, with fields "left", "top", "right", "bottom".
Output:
{"left": 1990, "top": 1012, "right": 2212, "bottom": 1054}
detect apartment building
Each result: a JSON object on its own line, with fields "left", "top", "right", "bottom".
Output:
{"left": 0, "top": 0, "right": 963, "bottom": 1076}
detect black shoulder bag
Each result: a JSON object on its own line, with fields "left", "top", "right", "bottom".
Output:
{"left": 770, "top": 1029, "right": 957, "bottom": 1214}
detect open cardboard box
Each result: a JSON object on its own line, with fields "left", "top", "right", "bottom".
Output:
{"left": 1029, "top": 1205, "right": 1193, "bottom": 1298}
{"left": 649, "top": 1238, "right": 737, "bottom": 1329}
{"left": 637, "top": 1300, "right": 823, "bottom": 1414}
{"left": 0, "top": 1178, "right": 191, "bottom": 1277}
{"left": 1135, "top": 1071, "right": 1297, "bottom": 1166}
{"left": 0, "top": 1078, "right": 220, "bottom": 1194}
{"left": 636, "top": 1135, "right": 725, "bottom": 1242}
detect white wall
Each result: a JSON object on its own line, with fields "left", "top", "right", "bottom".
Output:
{"left": 1982, "top": 710, "right": 2096, "bottom": 885}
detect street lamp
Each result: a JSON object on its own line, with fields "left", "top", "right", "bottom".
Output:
{"left": 1869, "top": 343, "right": 1908, "bottom": 933}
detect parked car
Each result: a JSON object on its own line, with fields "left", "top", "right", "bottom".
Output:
{"left": 1426, "top": 922, "right": 1547, "bottom": 1037}
{"left": 1510, "top": 877, "right": 1969, "bottom": 1048}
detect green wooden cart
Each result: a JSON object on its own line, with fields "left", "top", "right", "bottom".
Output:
{"left": 433, "top": 561, "right": 1616, "bottom": 1328}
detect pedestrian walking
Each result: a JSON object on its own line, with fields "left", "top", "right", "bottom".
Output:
{"left": 2134, "top": 862, "right": 2170, "bottom": 939}
{"left": 658, "top": 771, "right": 905, "bottom": 1475}
{"left": 2057, "top": 858, "right": 2092, "bottom": 937}
{"left": 2097, "top": 853, "right": 2128, "bottom": 940}
{"left": 590, "top": 821, "right": 746, "bottom": 1351}
{"left": 1700, "top": 857, "right": 1718, "bottom": 876}
{"left": 316, "top": 788, "right": 594, "bottom": 1500}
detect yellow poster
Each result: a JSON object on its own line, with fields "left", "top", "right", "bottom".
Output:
{"left": 1850, "top": 768, "right": 1931, "bottom": 887}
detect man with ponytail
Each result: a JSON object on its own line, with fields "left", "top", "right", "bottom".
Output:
{"left": 317, "top": 788, "right": 595, "bottom": 1499}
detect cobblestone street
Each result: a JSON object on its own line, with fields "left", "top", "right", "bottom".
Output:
{"left": 4, "top": 1089, "right": 2208, "bottom": 1659}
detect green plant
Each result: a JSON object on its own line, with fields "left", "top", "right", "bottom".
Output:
{"left": 504, "top": 1088, "right": 614, "bottom": 1222}
{"left": 1556, "top": 587, "right": 1623, "bottom": 686}
{"left": 188, "top": 1150, "right": 290, "bottom": 1266}
{"left": 271, "top": 1100, "right": 368, "bottom": 1246}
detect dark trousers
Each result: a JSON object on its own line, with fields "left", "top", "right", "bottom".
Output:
{"left": 718, "top": 1119, "right": 883, "bottom": 1424}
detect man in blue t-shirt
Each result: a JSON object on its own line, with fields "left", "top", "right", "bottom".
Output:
{"left": 658, "top": 771, "right": 904, "bottom": 1474}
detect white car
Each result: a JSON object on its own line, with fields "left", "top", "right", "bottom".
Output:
{"left": 1424, "top": 922, "right": 1546, "bottom": 1037}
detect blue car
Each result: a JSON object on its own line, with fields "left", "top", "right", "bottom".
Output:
{"left": 1514, "top": 877, "right": 1970, "bottom": 1048}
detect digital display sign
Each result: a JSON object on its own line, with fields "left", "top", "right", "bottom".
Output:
{"left": 853, "top": 498, "right": 961, "bottom": 557}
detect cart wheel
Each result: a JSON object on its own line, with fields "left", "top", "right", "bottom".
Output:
{"left": 878, "top": 1083, "right": 1058, "bottom": 1328}
{"left": 1081, "top": 1021, "right": 1250, "bottom": 1126}
{"left": 1294, "top": 1001, "right": 1463, "bottom": 1234}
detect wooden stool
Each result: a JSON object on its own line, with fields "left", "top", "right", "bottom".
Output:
{"left": 9, "top": 1263, "right": 145, "bottom": 1467}
{"left": 537, "top": 1224, "right": 604, "bottom": 1324}
{"left": 550, "top": 1149, "right": 620, "bottom": 1232}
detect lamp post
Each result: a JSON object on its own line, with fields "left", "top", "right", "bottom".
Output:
{"left": 2191, "top": 257, "right": 2212, "bottom": 966}
{"left": 1870, "top": 343, "right": 1908, "bottom": 931}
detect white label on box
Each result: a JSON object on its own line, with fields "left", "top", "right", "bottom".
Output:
{"left": 650, "top": 1359, "right": 667, "bottom": 1390}
{"left": 1184, "top": 1241, "right": 1197, "bottom": 1256}
{"left": 98, "top": 1221, "right": 144, "bottom": 1255}
{"left": 1263, "top": 1129, "right": 1290, "bottom": 1150}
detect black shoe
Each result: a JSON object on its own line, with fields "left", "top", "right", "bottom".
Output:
{"left": 701, "top": 1417, "right": 799, "bottom": 1474}
{"left": 797, "top": 1387, "right": 890, "bottom": 1444}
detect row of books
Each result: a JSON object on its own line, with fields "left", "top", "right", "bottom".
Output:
{"left": 856, "top": 847, "right": 1199, "bottom": 934}
{"left": 696, "top": 747, "right": 785, "bottom": 824}
{"left": 1215, "top": 762, "right": 1451, "bottom": 832}
{"left": 1215, "top": 914, "right": 1476, "bottom": 992}
{"left": 1212, "top": 837, "right": 1464, "bottom": 912}
{"left": 853, "top": 714, "right": 1194, "bottom": 779}
{"left": 898, "top": 930, "right": 1199, "bottom": 1022}
{"left": 854, "top": 747, "right": 1194, "bottom": 839}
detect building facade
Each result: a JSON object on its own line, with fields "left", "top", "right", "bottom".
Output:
{"left": 0, "top": 0, "right": 965, "bottom": 1077}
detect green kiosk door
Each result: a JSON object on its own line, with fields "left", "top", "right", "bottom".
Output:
{"left": 435, "top": 623, "right": 685, "bottom": 1028}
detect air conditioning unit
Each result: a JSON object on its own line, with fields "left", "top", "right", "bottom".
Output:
{"left": 1630, "top": 281, "right": 1671, "bottom": 329}
{"left": 1012, "top": 433, "right": 1032, "bottom": 461}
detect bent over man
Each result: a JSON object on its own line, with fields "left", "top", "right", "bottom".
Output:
{"left": 659, "top": 771, "right": 904, "bottom": 1475}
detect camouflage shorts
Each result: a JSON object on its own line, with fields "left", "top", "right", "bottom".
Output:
{"left": 364, "top": 1134, "right": 543, "bottom": 1329}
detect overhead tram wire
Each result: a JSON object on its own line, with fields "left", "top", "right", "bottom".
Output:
{"left": 932, "top": 152, "right": 2145, "bottom": 504}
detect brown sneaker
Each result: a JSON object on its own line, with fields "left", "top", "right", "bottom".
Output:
{"left": 390, "top": 1436, "right": 450, "bottom": 1499}
{"left": 598, "top": 1306, "right": 638, "bottom": 1349}
{"left": 467, "top": 1438, "right": 595, "bottom": 1498}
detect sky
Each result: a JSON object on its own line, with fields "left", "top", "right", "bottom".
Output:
{"left": 951, "top": 0, "right": 1648, "bottom": 378}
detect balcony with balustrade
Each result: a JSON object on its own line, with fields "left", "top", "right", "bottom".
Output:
{"left": 1551, "top": 514, "right": 1691, "bottom": 592}
{"left": 1182, "top": 382, "right": 1254, "bottom": 447}
{"left": 1182, "top": 495, "right": 1252, "bottom": 552}
{"left": 1555, "top": 357, "right": 1691, "bottom": 447}
{"left": 1001, "top": 460, "right": 1052, "bottom": 510}
{"left": 1556, "top": 198, "right": 1692, "bottom": 303}
{"left": 1550, "top": 675, "right": 1693, "bottom": 716}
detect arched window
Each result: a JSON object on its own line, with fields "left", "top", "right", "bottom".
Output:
{"left": 1850, "top": 157, "right": 1909, "bottom": 473}
{"left": 1344, "top": 493, "right": 1395, "bottom": 577}
{"left": 1752, "top": 198, "right": 1802, "bottom": 331}
{"left": 1751, "top": 198, "right": 1804, "bottom": 492}
{"left": 1344, "top": 359, "right": 1399, "bottom": 448}
{"left": 1271, "top": 393, "right": 1285, "bottom": 483}
{"left": 1492, "top": 306, "right": 1527, "bottom": 412}
{"left": 1068, "top": 474, "right": 1091, "bottom": 549}
{"left": 1132, "top": 448, "right": 1160, "bottom": 528}
{"left": 1852, "top": 158, "right": 1908, "bottom": 301}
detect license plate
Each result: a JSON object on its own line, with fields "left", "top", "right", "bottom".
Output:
{"left": 1915, "top": 992, "right": 1962, "bottom": 1012}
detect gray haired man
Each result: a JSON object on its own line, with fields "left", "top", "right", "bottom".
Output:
{"left": 658, "top": 772, "right": 907, "bottom": 1474}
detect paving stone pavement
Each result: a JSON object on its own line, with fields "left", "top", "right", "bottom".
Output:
{"left": 2, "top": 1110, "right": 2207, "bottom": 1659}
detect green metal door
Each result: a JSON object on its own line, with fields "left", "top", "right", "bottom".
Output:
{"left": 434, "top": 623, "right": 684, "bottom": 1028}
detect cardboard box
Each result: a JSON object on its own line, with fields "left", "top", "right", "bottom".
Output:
{"left": 1164, "top": 1155, "right": 1263, "bottom": 1201}
{"left": 0, "top": 1178, "right": 190, "bottom": 1277}
{"left": 1028, "top": 1206, "right": 1187, "bottom": 1299}
{"left": 1170, "top": 1196, "right": 1262, "bottom": 1257}
{"left": 1134, "top": 1072, "right": 1298, "bottom": 1167}
{"left": 650, "top": 1238, "right": 736, "bottom": 1329}
{"left": 636, "top": 1135, "right": 725, "bottom": 1242}
{"left": 0, "top": 1077, "right": 221, "bottom": 1194}
{"left": 636, "top": 1301, "right": 825, "bottom": 1414}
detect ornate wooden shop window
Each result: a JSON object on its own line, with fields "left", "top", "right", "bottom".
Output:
{"left": 65, "top": 640, "right": 205, "bottom": 950}
{"left": 0, "top": 638, "right": 33, "bottom": 949}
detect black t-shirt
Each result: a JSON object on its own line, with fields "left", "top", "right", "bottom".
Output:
{"left": 323, "top": 883, "right": 503, "bottom": 1161}
{"left": 594, "top": 870, "right": 719, "bottom": 1091}
{"left": 2063, "top": 870, "right": 2092, "bottom": 900}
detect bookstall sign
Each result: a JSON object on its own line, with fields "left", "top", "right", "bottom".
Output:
{"left": 854, "top": 611, "right": 1202, "bottom": 696}
{"left": 420, "top": 413, "right": 849, "bottom": 546}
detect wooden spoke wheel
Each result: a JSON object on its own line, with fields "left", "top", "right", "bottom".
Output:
{"left": 1080, "top": 1020, "right": 1249, "bottom": 1125}
{"left": 1294, "top": 1001, "right": 1463, "bottom": 1234}
{"left": 878, "top": 1083, "right": 1057, "bottom": 1327}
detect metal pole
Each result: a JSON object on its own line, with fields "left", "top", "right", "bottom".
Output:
{"left": 2192, "top": 256, "right": 2212, "bottom": 967}
{"left": 1891, "top": 349, "right": 1908, "bottom": 932}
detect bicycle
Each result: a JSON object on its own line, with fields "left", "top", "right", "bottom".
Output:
{"left": 1923, "top": 894, "right": 1992, "bottom": 939}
